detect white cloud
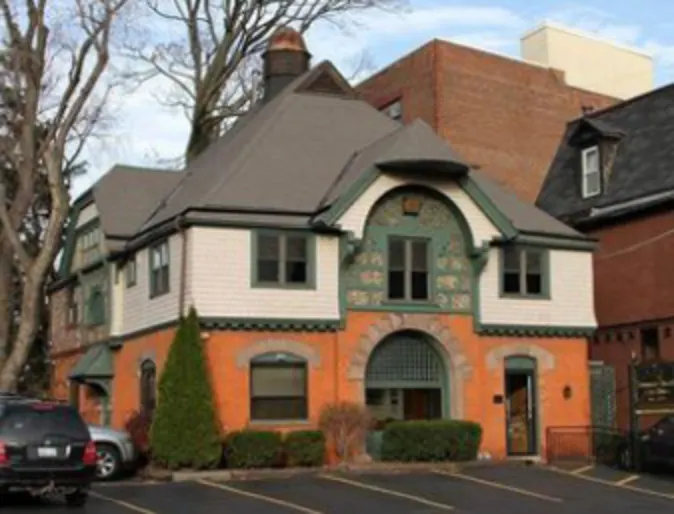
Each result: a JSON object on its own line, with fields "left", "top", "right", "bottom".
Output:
{"left": 446, "top": 31, "right": 517, "bottom": 54}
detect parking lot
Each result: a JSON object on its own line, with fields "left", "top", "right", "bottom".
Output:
{"left": 4, "top": 463, "right": 674, "bottom": 513}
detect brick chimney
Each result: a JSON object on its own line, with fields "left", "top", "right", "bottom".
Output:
{"left": 262, "top": 27, "right": 311, "bottom": 102}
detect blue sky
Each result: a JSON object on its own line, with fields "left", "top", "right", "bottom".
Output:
{"left": 74, "top": 0, "right": 674, "bottom": 197}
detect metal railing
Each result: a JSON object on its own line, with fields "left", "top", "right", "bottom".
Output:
{"left": 546, "top": 425, "right": 629, "bottom": 467}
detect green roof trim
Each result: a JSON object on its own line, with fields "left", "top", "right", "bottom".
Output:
{"left": 475, "top": 324, "right": 595, "bottom": 338}
{"left": 69, "top": 343, "right": 114, "bottom": 380}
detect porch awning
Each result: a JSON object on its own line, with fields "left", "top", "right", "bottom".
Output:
{"left": 69, "top": 343, "right": 114, "bottom": 381}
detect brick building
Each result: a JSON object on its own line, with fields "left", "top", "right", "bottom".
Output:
{"left": 355, "top": 39, "right": 617, "bottom": 203}
{"left": 50, "top": 29, "right": 598, "bottom": 460}
{"left": 537, "top": 84, "right": 674, "bottom": 430}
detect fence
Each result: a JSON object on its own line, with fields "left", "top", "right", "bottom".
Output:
{"left": 545, "top": 425, "right": 629, "bottom": 467}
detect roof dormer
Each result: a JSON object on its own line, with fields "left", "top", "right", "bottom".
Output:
{"left": 568, "top": 118, "right": 625, "bottom": 200}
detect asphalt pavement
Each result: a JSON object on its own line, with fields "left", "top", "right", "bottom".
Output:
{"left": 3, "top": 463, "right": 674, "bottom": 513}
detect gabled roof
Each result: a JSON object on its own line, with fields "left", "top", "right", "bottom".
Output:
{"left": 88, "top": 58, "right": 587, "bottom": 249}
{"left": 568, "top": 118, "right": 625, "bottom": 145}
{"left": 91, "top": 165, "right": 183, "bottom": 237}
{"left": 537, "top": 83, "right": 674, "bottom": 223}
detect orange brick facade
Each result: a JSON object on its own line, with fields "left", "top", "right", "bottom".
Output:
{"left": 52, "top": 312, "right": 590, "bottom": 459}
{"left": 356, "top": 41, "right": 617, "bottom": 202}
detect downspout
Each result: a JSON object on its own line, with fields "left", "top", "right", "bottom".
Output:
{"left": 176, "top": 214, "right": 188, "bottom": 318}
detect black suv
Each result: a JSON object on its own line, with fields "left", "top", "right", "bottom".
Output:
{"left": 0, "top": 393, "right": 97, "bottom": 507}
{"left": 617, "top": 415, "right": 674, "bottom": 470}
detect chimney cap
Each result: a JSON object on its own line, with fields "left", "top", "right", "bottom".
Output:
{"left": 267, "top": 26, "right": 309, "bottom": 53}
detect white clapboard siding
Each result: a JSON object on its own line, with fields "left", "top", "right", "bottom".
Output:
{"left": 189, "top": 227, "right": 340, "bottom": 319}
{"left": 479, "top": 247, "right": 597, "bottom": 327}
{"left": 76, "top": 203, "right": 99, "bottom": 228}
{"left": 338, "top": 174, "right": 501, "bottom": 244}
{"left": 122, "top": 234, "right": 183, "bottom": 334}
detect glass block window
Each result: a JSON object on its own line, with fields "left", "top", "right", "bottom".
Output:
{"left": 366, "top": 333, "right": 443, "bottom": 386}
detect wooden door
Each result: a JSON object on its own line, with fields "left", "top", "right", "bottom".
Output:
{"left": 506, "top": 373, "right": 532, "bottom": 455}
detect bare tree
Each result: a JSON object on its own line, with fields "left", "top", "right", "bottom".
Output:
{"left": 0, "top": 0, "right": 129, "bottom": 391}
{"left": 127, "top": 0, "right": 397, "bottom": 163}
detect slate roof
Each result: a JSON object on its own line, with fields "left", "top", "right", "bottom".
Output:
{"left": 537, "top": 83, "right": 674, "bottom": 224}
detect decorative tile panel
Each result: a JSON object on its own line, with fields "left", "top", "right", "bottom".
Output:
{"left": 345, "top": 188, "right": 473, "bottom": 312}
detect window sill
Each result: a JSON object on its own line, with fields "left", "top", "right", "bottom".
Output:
{"left": 499, "top": 293, "right": 550, "bottom": 301}
{"left": 149, "top": 290, "right": 170, "bottom": 299}
{"left": 249, "top": 419, "right": 311, "bottom": 427}
{"left": 252, "top": 282, "right": 316, "bottom": 291}
{"left": 382, "top": 301, "right": 441, "bottom": 310}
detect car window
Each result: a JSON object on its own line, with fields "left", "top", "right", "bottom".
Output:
{"left": 654, "top": 416, "right": 674, "bottom": 435}
{"left": 0, "top": 404, "right": 89, "bottom": 440}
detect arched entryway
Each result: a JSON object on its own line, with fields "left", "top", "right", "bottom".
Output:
{"left": 365, "top": 330, "right": 448, "bottom": 423}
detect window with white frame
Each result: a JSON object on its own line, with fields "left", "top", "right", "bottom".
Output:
{"left": 581, "top": 146, "right": 601, "bottom": 198}
{"left": 381, "top": 100, "right": 402, "bottom": 121}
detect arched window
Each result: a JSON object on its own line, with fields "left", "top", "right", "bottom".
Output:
{"left": 250, "top": 352, "right": 307, "bottom": 421}
{"left": 139, "top": 360, "right": 157, "bottom": 415}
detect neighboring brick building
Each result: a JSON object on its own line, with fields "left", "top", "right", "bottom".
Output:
{"left": 50, "top": 29, "right": 598, "bottom": 460}
{"left": 537, "top": 84, "right": 674, "bottom": 430}
{"left": 356, "top": 39, "right": 617, "bottom": 203}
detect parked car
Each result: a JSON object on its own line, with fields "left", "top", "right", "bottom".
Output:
{"left": 617, "top": 415, "right": 674, "bottom": 470}
{"left": 88, "top": 424, "right": 138, "bottom": 481}
{"left": 0, "top": 394, "right": 96, "bottom": 507}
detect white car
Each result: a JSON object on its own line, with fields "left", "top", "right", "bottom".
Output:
{"left": 87, "top": 424, "right": 138, "bottom": 481}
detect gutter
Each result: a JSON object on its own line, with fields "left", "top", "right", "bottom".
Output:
{"left": 176, "top": 214, "right": 187, "bottom": 318}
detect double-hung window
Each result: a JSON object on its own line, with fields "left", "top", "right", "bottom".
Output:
{"left": 501, "top": 247, "right": 548, "bottom": 298}
{"left": 250, "top": 355, "right": 307, "bottom": 421}
{"left": 387, "top": 237, "right": 430, "bottom": 301}
{"left": 149, "top": 241, "right": 170, "bottom": 297}
{"left": 255, "top": 233, "right": 312, "bottom": 287}
{"left": 126, "top": 256, "right": 137, "bottom": 288}
{"left": 581, "top": 146, "right": 601, "bottom": 198}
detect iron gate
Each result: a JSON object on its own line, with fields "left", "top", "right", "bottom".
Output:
{"left": 589, "top": 361, "right": 616, "bottom": 428}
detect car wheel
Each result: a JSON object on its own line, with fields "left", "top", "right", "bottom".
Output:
{"left": 96, "top": 443, "right": 121, "bottom": 481}
{"left": 65, "top": 489, "right": 88, "bottom": 508}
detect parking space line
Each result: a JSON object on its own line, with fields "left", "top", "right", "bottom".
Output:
{"left": 433, "top": 470, "right": 563, "bottom": 503}
{"left": 196, "top": 478, "right": 324, "bottom": 514}
{"left": 615, "top": 475, "right": 641, "bottom": 486}
{"left": 571, "top": 464, "right": 595, "bottom": 474}
{"left": 90, "top": 490, "right": 157, "bottom": 514}
{"left": 319, "top": 473, "right": 454, "bottom": 510}
{"left": 549, "top": 466, "right": 674, "bottom": 501}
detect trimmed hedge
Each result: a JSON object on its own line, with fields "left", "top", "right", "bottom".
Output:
{"left": 226, "top": 430, "right": 283, "bottom": 469}
{"left": 381, "top": 420, "right": 482, "bottom": 462}
{"left": 284, "top": 430, "right": 325, "bottom": 467}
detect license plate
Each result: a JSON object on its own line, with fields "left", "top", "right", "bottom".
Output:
{"left": 37, "top": 447, "right": 58, "bottom": 458}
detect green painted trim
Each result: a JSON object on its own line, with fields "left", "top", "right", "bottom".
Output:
{"left": 348, "top": 304, "right": 447, "bottom": 314}
{"left": 458, "top": 176, "right": 518, "bottom": 240}
{"left": 148, "top": 239, "right": 170, "bottom": 298}
{"left": 201, "top": 317, "right": 340, "bottom": 332}
{"left": 59, "top": 202, "right": 84, "bottom": 278}
{"left": 497, "top": 233, "right": 596, "bottom": 251}
{"left": 498, "top": 246, "right": 551, "bottom": 300}
{"left": 476, "top": 324, "right": 595, "bottom": 337}
{"left": 250, "top": 229, "right": 317, "bottom": 290}
{"left": 505, "top": 355, "right": 537, "bottom": 371}
{"left": 315, "top": 166, "right": 380, "bottom": 227}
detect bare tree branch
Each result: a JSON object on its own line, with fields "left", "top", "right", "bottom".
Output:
{"left": 125, "top": 0, "right": 400, "bottom": 163}
{"left": 0, "top": 0, "right": 129, "bottom": 391}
